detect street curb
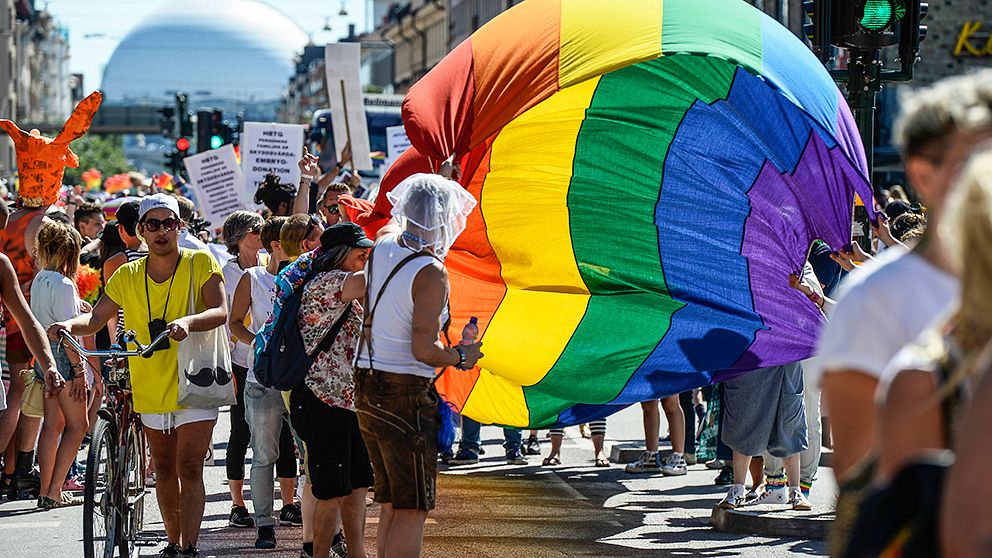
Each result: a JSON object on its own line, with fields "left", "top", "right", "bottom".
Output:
{"left": 710, "top": 506, "right": 833, "bottom": 539}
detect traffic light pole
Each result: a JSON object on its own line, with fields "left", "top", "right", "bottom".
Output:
{"left": 845, "top": 48, "right": 884, "bottom": 183}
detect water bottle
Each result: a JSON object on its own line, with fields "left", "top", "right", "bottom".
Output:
{"left": 460, "top": 316, "right": 479, "bottom": 345}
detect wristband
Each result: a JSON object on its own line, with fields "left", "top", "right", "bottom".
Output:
{"left": 301, "top": 174, "right": 314, "bottom": 182}
{"left": 453, "top": 346, "right": 467, "bottom": 369}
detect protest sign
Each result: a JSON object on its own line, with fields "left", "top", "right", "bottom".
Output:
{"left": 325, "top": 43, "right": 373, "bottom": 171}
{"left": 385, "top": 125, "right": 410, "bottom": 169}
{"left": 183, "top": 144, "right": 246, "bottom": 227}
{"left": 240, "top": 122, "right": 305, "bottom": 206}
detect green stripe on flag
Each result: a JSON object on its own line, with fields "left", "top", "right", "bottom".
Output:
{"left": 521, "top": 56, "right": 738, "bottom": 428}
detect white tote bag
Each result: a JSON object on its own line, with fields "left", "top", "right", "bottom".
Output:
{"left": 177, "top": 257, "right": 236, "bottom": 409}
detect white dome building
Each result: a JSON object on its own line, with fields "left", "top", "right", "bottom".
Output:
{"left": 101, "top": 0, "right": 308, "bottom": 107}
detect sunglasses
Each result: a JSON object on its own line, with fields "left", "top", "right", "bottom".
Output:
{"left": 323, "top": 204, "right": 340, "bottom": 215}
{"left": 140, "top": 217, "right": 180, "bottom": 232}
{"left": 305, "top": 214, "right": 323, "bottom": 239}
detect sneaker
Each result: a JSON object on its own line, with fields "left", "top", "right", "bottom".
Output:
{"left": 625, "top": 451, "right": 661, "bottom": 474}
{"left": 180, "top": 545, "right": 198, "bottom": 558}
{"left": 752, "top": 487, "right": 789, "bottom": 506}
{"left": 330, "top": 531, "right": 347, "bottom": 557}
{"left": 279, "top": 503, "right": 303, "bottom": 526}
{"left": 684, "top": 453, "right": 697, "bottom": 466}
{"left": 447, "top": 449, "right": 479, "bottom": 466}
{"left": 661, "top": 453, "right": 687, "bottom": 476}
{"left": 714, "top": 466, "right": 734, "bottom": 486}
{"left": 255, "top": 526, "right": 277, "bottom": 549}
{"left": 524, "top": 436, "right": 542, "bottom": 456}
{"left": 719, "top": 484, "right": 747, "bottom": 510}
{"left": 705, "top": 458, "right": 727, "bottom": 470}
{"left": 505, "top": 449, "right": 528, "bottom": 465}
{"left": 789, "top": 487, "right": 812, "bottom": 511}
{"left": 745, "top": 485, "right": 766, "bottom": 504}
{"left": 159, "top": 543, "right": 181, "bottom": 558}
{"left": 62, "top": 476, "right": 85, "bottom": 492}
{"left": 229, "top": 505, "right": 255, "bottom": 528}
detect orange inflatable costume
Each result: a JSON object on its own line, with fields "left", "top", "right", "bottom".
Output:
{"left": 0, "top": 90, "right": 103, "bottom": 207}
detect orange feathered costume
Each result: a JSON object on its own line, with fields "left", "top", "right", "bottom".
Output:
{"left": 0, "top": 91, "right": 103, "bottom": 207}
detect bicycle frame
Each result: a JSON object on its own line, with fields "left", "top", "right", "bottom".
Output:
{"left": 61, "top": 329, "right": 169, "bottom": 558}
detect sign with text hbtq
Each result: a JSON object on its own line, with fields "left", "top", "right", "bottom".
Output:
{"left": 183, "top": 144, "right": 246, "bottom": 228}
{"left": 240, "top": 122, "right": 305, "bottom": 208}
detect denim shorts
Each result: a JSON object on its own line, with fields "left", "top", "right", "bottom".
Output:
{"left": 354, "top": 367, "right": 438, "bottom": 511}
{"left": 34, "top": 340, "right": 74, "bottom": 383}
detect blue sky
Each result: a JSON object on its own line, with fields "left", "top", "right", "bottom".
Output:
{"left": 44, "top": 0, "right": 371, "bottom": 92}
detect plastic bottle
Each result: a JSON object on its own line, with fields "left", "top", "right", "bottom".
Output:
{"left": 460, "top": 316, "right": 479, "bottom": 345}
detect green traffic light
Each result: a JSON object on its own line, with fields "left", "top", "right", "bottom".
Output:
{"left": 210, "top": 135, "right": 223, "bottom": 149}
{"left": 860, "top": 0, "right": 893, "bottom": 30}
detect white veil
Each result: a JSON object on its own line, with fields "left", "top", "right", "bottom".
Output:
{"left": 387, "top": 173, "right": 477, "bottom": 260}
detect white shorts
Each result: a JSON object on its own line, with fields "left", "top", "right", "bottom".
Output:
{"left": 141, "top": 407, "right": 219, "bottom": 431}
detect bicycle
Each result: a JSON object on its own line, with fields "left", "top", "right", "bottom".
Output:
{"left": 60, "top": 329, "right": 170, "bottom": 558}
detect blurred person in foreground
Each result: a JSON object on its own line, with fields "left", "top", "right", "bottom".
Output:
{"left": 814, "top": 70, "right": 992, "bottom": 486}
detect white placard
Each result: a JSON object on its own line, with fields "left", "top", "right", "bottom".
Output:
{"left": 240, "top": 122, "right": 305, "bottom": 207}
{"left": 325, "top": 43, "right": 373, "bottom": 171}
{"left": 385, "top": 125, "right": 410, "bottom": 166}
{"left": 183, "top": 144, "right": 246, "bottom": 228}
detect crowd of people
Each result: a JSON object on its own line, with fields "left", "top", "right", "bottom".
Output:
{"left": 0, "top": 69, "right": 990, "bottom": 558}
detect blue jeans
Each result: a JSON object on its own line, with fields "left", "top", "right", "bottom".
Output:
{"left": 458, "top": 416, "right": 521, "bottom": 455}
{"left": 244, "top": 381, "right": 292, "bottom": 527}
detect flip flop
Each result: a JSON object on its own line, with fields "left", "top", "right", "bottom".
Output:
{"left": 595, "top": 458, "right": 610, "bottom": 467}
{"left": 542, "top": 456, "right": 561, "bottom": 466}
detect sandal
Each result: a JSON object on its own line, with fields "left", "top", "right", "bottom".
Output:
{"left": 595, "top": 458, "right": 610, "bottom": 467}
{"left": 542, "top": 456, "right": 561, "bottom": 466}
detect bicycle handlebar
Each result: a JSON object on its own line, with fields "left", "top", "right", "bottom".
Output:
{"left": 59, "top": 329, "right": 171, "bottom": 359}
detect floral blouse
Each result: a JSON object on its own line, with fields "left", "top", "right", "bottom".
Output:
{"left": 298, "top": 270, "right": 363, "bottom": 410}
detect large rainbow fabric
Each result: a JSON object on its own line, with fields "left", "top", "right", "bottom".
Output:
{"left": 381, "top": 0, "right": 875, "bottom": 428}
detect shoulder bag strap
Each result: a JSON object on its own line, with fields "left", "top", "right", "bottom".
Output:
{"left": 359, "top": 248, "right": 432, "bottom": 369}
{"left": 308, "top": 304, "right": 352, "bottom": 359}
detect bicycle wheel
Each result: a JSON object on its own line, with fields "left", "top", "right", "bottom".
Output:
{"left": 117, "top": 423, "right": 146, "bottom": 558}
{"left": 84, "top": 417, "right": 118, "bottom": 558}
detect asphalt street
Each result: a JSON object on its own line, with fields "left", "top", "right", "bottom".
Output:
{"left": 0, "top": 404, "right": 832, "bottom": 557}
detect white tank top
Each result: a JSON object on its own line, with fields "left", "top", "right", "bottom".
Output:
{"left": 355, "top": 234, "right": 441, "bottom": 378}
{"left": 244, "top": 266, "right": 277, "bottom": 384}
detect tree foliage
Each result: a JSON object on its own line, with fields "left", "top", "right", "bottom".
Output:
{"left": 62, "top": 134, "right": 130, "bottom": 186}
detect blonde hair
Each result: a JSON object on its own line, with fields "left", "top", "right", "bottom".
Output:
{"left": 280, "top": 214, "right": 311, "bottom": 259}
{"left": 939, "top": 148, "right": 992, "bottom": 387}
{"left": 36, "top": 220, "right": 82, "bottom": 282}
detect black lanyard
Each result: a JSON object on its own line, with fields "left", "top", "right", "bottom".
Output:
{"left": 144, "top": 250, "right": 183, "bottom": 322}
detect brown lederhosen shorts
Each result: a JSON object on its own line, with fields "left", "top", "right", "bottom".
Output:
{"left": 354, "top": 367, "right": 438, "bottom": 511}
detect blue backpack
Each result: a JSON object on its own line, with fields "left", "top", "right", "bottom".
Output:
{"left": 254, "top": 270, "right": 352, "bottom": 391}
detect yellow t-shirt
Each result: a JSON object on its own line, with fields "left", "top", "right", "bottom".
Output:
{"left": 105, "top": 249, "right": 224, "bottom": 414}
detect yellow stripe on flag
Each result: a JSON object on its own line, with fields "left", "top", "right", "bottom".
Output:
{"left": 558, "top": 0, "right": 664, "bottom": 88}
{"left": 463, "top": 78, "right": 600, "bottom": 424}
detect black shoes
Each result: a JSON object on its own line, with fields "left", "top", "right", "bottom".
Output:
{"left": 279, "top": 503, "right": 304, "bottom": 526}
{"left": 229, "top": 505, "right": 255, "bottom": 528}
{"left": 255, "top": 525, "right": 277, "bottom": 549}
{"left": 524, "top": 435, "right": 542, "bottom": 456}
{"left": 330, "top": 531, "right": 348, "bottom": 558}
{"left": 714, "top": 466, "right": 734, "bottom": 486}
{"left": 159, "top": 542, "right": 197, "bottom": 557}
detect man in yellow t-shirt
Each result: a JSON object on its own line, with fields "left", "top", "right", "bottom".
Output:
{"left": 50, "top": 193, "right": 227, "bottom": 558}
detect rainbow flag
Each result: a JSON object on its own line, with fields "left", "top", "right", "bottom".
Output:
{"left": 381, "top": 0, "right": 874, "bottom": 428}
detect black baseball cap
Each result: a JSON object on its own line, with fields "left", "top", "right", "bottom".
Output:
{"left": 320, "top": 222, "right": 374, "bottom": 251}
